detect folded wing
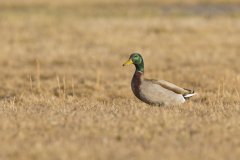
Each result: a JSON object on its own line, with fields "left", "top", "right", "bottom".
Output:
{"left": 146, "top": 79, "right": 196, "bottom": 99}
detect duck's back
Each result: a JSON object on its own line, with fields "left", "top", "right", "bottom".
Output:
{"left": 137, "top": 79, "right": 186, "bottom": 106}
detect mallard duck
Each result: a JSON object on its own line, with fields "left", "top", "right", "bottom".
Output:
{"left": 123, "top": 53, "right": 196, "bottom": 106}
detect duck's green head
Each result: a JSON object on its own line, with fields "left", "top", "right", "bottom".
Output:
{"left": 123, "top": 53, "right": 144, "bottom": 72}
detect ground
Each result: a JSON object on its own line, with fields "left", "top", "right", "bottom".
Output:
{"left": 0, "top": 0, "right": 240, "bottom": 160}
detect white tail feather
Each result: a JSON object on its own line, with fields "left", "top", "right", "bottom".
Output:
{"left": 184, "top": 93, "right": 197, "bottom": 98}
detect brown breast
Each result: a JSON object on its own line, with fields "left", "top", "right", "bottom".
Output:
{"left": 131, "top": 71, "right": 142, "bottom": 98}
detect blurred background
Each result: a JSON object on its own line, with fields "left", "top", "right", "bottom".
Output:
{"left": 0, "top": 0, "right": 239, "bottom": 98}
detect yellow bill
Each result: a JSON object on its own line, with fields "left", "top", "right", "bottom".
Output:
{"left": 122, "top": 59, "right": 133, "bottom": 66}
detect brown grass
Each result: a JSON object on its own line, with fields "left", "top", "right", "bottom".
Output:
{"left": 0, "top": 0, "right": 240, "bottom": 160}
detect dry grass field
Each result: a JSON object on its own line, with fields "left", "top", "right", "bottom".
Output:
{"left": 0, "top": 0, "right": 240, "bottom": 160}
